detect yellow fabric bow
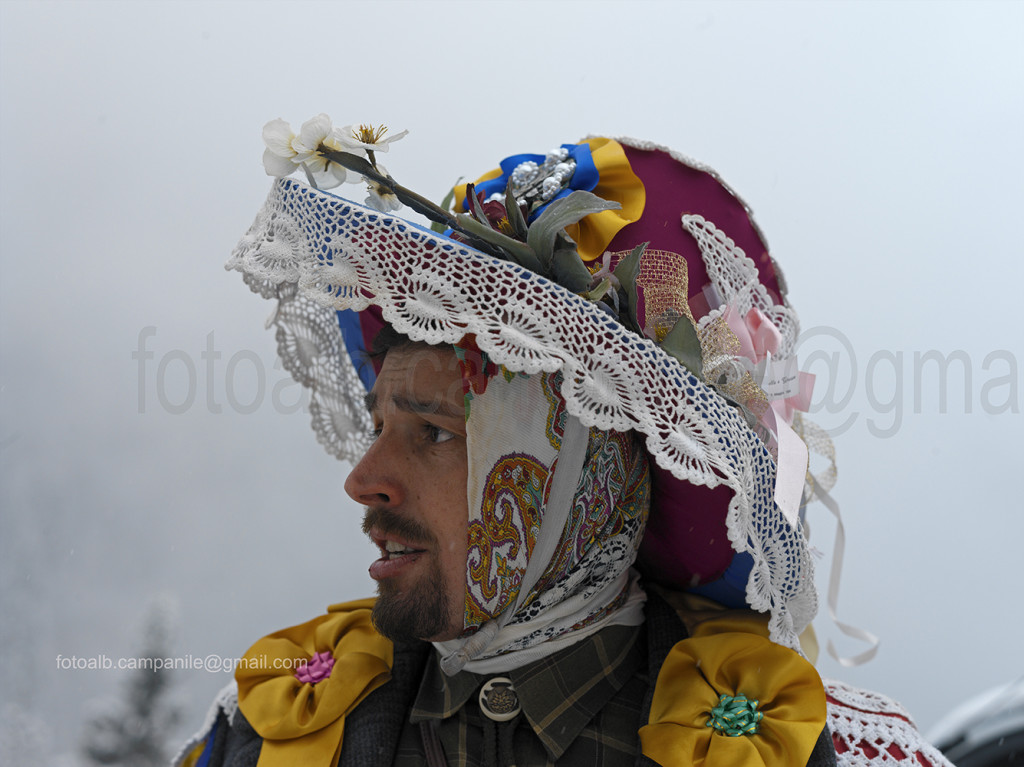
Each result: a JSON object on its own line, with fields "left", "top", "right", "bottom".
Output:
{"left": 564, "top": 137, "right": 645, "bottom": 264}
{"left": 235, "top": 598, "right": 393, "bottom": 767}
{"left": 639, "top": 632, "right": 827, "bottom": 766}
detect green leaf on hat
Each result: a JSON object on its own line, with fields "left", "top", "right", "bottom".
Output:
{"left": 612, "top": 241, "right": 646, "bottom": 334}
{"left": 504, "top": 180, "right": 529, "bottom": 242}
{"left": 662, "top": 315, "right": 704, "bottom": 380}
{"left": 583, "top": 276, "right": 612, "bottom": 302}
{"left": 551, "top": 247, "right": 594, "bottom": 294}
{"left": 454, "top": 213, "right": 545, "bottom": 273}
{"left": 466, "top": 182, "right": 491, "bottom": 225}
{"left": 319, "top": 146, "right": 458, "bottom": 231}
{"left": 430, "top": 181, "right": 461, "bottom": 234}
{"left": 527, "top": 191, "right": 621, "bottom": 270}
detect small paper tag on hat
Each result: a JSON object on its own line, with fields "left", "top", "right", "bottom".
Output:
{"left": 760, "top": 356, "right": 801, "bottom": 401}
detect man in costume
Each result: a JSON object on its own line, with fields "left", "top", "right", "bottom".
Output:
{"left": 176, "top": 116, "right": 953, "bottom": 767}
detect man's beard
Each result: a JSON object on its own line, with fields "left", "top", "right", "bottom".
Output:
{"left": 362, "top": 507, "right": 455, "bottom": 642}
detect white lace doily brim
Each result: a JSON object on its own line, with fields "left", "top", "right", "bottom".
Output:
{"left": 227, "top": 177, "right": 818, "bottom": 652}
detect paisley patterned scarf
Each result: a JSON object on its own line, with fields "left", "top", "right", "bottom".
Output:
{"left": 434, "top": 346, "right": 651, "bottom": 674}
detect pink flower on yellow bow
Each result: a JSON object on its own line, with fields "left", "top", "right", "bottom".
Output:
{"left": 235, "top": 598, "right": 392, "bottom": 767}
{"left": 294, "top": 650, "right": 336, "bottom": 685}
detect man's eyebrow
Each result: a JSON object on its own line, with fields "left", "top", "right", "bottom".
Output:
{"left": 363, "top": 390, "right": 463, "bottom": 419}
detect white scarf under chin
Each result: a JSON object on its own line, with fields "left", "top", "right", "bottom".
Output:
{"left": 434, "top": 568, "right": 646, "bottom": 675}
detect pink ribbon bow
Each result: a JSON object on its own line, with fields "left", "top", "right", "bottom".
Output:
{"left": 722, "top": 305, "right": 815, "bottom": 528}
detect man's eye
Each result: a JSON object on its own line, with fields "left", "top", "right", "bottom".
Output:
{"left": 426, "top": 425, "right": 455, "bottom": 444}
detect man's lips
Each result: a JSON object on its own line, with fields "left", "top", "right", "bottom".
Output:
{"left": 366, "top": 526, "right": 428, "bottom": 582}
{"left": 366, "top": 526, "right": 428, "bottom": 556}
{"left": 368, "top": 550, "right": 424, "bottom": 581}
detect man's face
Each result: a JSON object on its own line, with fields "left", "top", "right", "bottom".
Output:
{"left": 345, "top": 344, "right": 469, "bottom": 642}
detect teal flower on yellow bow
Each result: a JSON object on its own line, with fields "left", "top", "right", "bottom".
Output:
{"left": 639, "top": 632, "right": 827, "bottom": 766}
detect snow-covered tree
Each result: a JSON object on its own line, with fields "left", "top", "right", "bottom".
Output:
{"left": 80, "top": 596, "right": 181, "bottom": 767}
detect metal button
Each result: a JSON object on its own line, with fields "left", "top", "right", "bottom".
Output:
{"left": 478, "top": 676, "right": 521, "bottom": 722}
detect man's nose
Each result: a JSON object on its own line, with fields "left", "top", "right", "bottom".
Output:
{"left": 344, "top": 436, "right": 404, "bottom": 507}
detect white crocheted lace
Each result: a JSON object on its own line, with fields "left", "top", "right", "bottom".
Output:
{"left": 825, "top": 679, "right": 954, "bottom": 766}
{"left": 227, "top": 177, "right": 819, "bottom": 653}
{"left": 683, "top": 214, "right": 799, "bottom": 358}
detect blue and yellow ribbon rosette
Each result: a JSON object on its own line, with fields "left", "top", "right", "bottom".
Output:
{"left": 454, "top": 137, "right": 645, "bottom": 265}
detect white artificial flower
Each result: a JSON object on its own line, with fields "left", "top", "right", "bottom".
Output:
{"left": 364, "top": 164, "right": 402, "bottom": 212}
{"left": 290, "top": 114, "right": 364, "bottom": 189}
{"left": 263, "top": 118, "right": 296, "bottom": 157}
{"left": 262, "top": 118, "right": 300, "bottom": 177}
{"left": 262, "top": 148, "right": 298, "bottom": 177}
{"left": 342, "top": 124, "right": 409, "bottom": 154}
{"left": 290, "top": 114, "right": 335, "bottom": 161}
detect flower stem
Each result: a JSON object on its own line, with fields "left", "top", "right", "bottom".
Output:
{"left": 299, "top": 162, "right": 319, "bottom": 190}
{"left": 318, "top": 147, "right": 454, "bottom": 227}
{"left": 317, "top": 146, "right": 511, "bottom": 261}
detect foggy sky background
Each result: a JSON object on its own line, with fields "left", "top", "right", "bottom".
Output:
{"left": 1, "top": 0, "right": 1021, "bottom": 761}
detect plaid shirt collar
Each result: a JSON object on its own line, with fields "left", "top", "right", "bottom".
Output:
{"left": 408, "top": 623, "right": 644, "bottom": 760}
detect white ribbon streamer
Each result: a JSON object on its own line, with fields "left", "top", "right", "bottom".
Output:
{"left": 762, "top": 400, "right": 808, "bottom": 529}
{"left": 815, "top": 483, "right": 881, "bottom": 667}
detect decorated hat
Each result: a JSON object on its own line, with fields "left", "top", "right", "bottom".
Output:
{"left": 229, "top": 115, "right": 835, "bottom": 655}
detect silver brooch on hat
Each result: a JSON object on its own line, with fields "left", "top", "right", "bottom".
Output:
{"left": 504, "top": 148, "right": 577, "bottom": 207}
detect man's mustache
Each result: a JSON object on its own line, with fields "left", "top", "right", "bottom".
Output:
{"left": 362, "top": 506, "right": 438, "bottom": 547}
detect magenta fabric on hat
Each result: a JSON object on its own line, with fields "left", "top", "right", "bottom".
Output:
{"left": 608, "top": 144, "right": 782, "bottom": 307}
{"left": 641, "top": 470, "right": 738, "bottom": 588}
{"left": 607, "top": 144, "right": 786, "bottom": 592}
